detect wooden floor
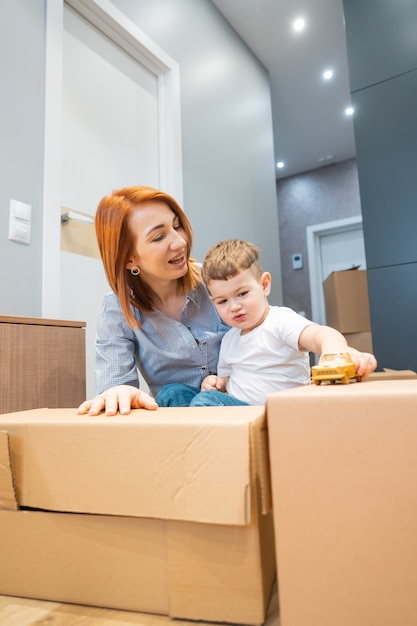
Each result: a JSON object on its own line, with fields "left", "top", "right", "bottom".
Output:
{"left": 0, "top": 584, "right": 279, "bottom": 626}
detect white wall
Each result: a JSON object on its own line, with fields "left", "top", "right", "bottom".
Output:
{"left": 0, "top": 0, "right": 45, "bottom": 315}
{"left": 1, "top": 0, "right": 282, "bottom": 321}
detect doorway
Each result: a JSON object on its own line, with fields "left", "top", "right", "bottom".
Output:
{"left": 43, "top": 0, "right": 183, "bottom": 397}
{"left": 307, "top": 216, "right": 366, "bottom": 326}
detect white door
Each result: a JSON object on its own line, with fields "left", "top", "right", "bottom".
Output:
{"left": 60, "top": 3, "right": 160, "bottom": 398}
{"left": 307, "top": 217, "right": 366, "bottom": 326}
{"left": 320, "top": 227, "right": 367, "bottom": 280}
{"left": 42, "top": 0, "right": 182, "bottom": 399}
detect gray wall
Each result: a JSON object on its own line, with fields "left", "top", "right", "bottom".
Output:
{"left": 343, "top": 0, "right": 417, "bottom": 370}
{"left": 277, "top": 159, "right": 362, "bottom": 320}
{"left": 0, "top": 0, "right": 45, "bottom": 315}
{"left": 1, "top": 0, "right": 282, "bottom": 317}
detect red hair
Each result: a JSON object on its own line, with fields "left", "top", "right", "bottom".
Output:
{"left": 95, "top": 186, "right": 200, "bottom": 329}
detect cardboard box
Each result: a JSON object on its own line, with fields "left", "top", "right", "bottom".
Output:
{"left": 323, "top": 268, "right": 371, "bottom": 333}
{"left": 0, "top": 407, "right": 275, "bottom": 625}
{"left": 266, "top": 379, "right": 417, "bottom": 626}
{"left": 344, "top": 330, "right": 373, "bottom": 353}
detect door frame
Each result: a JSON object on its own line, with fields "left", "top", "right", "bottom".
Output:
{"left": 307, "top": 215, "right": 363, "bottom": 325}
{"left": 42, "top": 0, "right": 183, "bottom": 317}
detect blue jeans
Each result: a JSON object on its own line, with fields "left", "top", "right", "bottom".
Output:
{"left": 155, "top": 383, "right": 248, "bottom": 407}
{"left": 155, "top": 384, "right": 200, "bottom": 407}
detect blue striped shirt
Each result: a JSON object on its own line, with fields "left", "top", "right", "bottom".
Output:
{"left": 95, "top": 281, "right": 229, "bottom": 396}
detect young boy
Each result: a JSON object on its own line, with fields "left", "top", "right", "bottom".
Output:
{"left": 190, "top": 239, "right": 377, "bottom": 406}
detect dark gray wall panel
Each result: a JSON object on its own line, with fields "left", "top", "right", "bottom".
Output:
{"left": 367, "top": 263, "right": 417, "bottom": 371}
{"left": 352, "top": 69, "right": 417, "bottom": 269}
{"left": 344, "top": 0, "right": 417, "bottom": 92}
{"left": 343, "top": 0, "right": 417, "bottom": 371}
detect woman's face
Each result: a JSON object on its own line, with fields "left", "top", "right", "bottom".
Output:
{"left": 127, "top": 201, "right": 189, "bottom": 282}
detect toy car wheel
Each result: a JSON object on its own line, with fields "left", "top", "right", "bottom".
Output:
{"left": 314, "top": 379, "right": 321, "bottom": 385}
{"left": 356, "top": 375, "right": 362, "bottom": 383}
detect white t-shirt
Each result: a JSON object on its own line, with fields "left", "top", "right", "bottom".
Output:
{"left": 217, "top": 306, "right": 314, "bottom": 405}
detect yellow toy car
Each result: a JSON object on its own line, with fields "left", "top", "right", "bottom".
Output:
{"left": 311, "top": 352, "right": 362, "bottom": 385}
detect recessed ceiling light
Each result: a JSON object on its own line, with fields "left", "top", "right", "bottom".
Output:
{"left": 323, "top": 69, "right": 333, "bottom": 80}
{"left": 345, "top": 106, "right": 354, "bottom": 116}
{"left": 292, "top": 17, "right": 305, "bottom": 33}
{"left": 277, "top": 161, "right": 285, "bottom": 169}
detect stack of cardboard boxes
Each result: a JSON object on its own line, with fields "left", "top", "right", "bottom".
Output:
{"left": 0, "top": 406, "right": 276, "bottom": 625}
{"left": 2, "top": 353, "right": 417, "bottom": 626}
{"left": 323, "top": 268, "right": 373, "bottom": 352}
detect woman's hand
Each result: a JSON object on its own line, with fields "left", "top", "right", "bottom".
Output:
{"left": 77, "top": 384, "right": 158, "bottom": 416}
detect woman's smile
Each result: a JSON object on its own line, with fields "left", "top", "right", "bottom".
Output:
{"left": 169, "top": 251, "right": 186, "bottom": 266}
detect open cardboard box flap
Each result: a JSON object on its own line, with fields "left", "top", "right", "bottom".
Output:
{"left": 0, "top": 406, "right": 271, "bottom": 525}
{"left": 0, "top": 431, "right": 18, "bottom": 510}
{"left": 367, "top": 368, "right": 417, "bottom": 380}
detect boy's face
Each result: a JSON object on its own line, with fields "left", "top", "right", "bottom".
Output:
{"left": 208, "top": 268, "right": 271, "bottom": 334}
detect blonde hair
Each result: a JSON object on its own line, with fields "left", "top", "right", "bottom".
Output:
{"left": 95, "top": 185, "right": 200, "bottom": 329}
{"left": 201, "top": 239, "right": 263, "bottom": 286}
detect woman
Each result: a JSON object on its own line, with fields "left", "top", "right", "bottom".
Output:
{"left": 77, "top": 186, "right": 229, "bottom": 416}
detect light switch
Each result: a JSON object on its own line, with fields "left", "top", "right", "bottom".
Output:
{"left": 11, "top": 199, "right": 31, "bottom": 221}
{"left": 9, "top": 199, "right": 32, "bottom": 244}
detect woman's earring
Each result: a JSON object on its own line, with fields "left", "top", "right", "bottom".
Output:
{"left": 130, "top": 266, "right": 140, "bottom": 276}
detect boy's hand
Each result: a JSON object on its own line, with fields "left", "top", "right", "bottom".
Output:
{"left": 201, "top": 375, "right": 228, "bottom": 392}
{"left": 201, "top": 375, "right": 220, "bottom": 391}
{"left": 346, "top": 348, "right": 377, "bottom": 380}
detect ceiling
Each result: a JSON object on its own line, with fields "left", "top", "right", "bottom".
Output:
{"left": 210, "top": 0, "right": 357, "bottom": 179}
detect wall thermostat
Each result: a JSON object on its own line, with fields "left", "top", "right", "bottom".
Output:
{"left": 292, "top": 253, "right": 303, "bottom": 270}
